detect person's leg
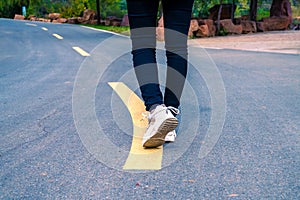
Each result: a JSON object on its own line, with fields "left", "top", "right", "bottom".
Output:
{"left": 162, "top": 0, "right": 194, "bottom": 109}
{"left": 127, "top": 0, "right": 180, "bottom": 148}
{"left": 126, "top": 0, "right": 162, "bottom": 111}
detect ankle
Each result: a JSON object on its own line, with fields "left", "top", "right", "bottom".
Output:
{"left": 149, "top": 104, "right": 162, "bottom": 112}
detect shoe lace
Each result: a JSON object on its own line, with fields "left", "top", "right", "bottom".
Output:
{"left": 166, "top": 106, "right": 180, "bottom": 115}
{"left": 141, "top": 106, "right": 179, "bottom": 122}
{"left": 141, "top": 111, "right": 150, "bottom": 122}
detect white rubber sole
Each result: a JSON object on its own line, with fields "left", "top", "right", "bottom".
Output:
{"left": 165, "top": 131, "right": 176, "bottom": 143}
{"left": 143, "top": 118, "right": 178, "bottom": 148}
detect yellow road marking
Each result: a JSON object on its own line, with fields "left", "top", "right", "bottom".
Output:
{"left": 52, "top": 33, "right": 63, "bottom": 40}
{"left": 108, "top": 82, "right": 163, "bottom": 170}
{"left": 72, "top": 47, "right": 90, "bottom": 57}
{"left": 41, "top": 27, "right": 48, "bottom": 31}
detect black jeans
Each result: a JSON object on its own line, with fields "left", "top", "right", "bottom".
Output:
{"left": 126, "top": 0, "right": 194, "bottom": 111}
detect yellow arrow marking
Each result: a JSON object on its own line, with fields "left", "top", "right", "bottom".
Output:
{"left": 108, "top": 82, "right": 163, "bottom": 170}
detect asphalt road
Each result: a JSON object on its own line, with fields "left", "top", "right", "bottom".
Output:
{"left": 0, "top": 18, "right": 299, "bottom": 199}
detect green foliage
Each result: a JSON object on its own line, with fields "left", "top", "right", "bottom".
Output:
{"left": 98, "top": 0, "right": 125, "bottom": 18}
{"left": 235, "top": 0, "right": 250, "bottom": 17}
{"left": 0, "top": 0, "right": 29, "bottom": 18}
{"left": 219, "top": 26, "right": 229, "bottom": 36}
{"left": 193, "top": 0, "right": 251, "bottom": 18}
{"left": 291, "top": 5, "right": 300, "bottom": 18}
{"left": 27, "top": 0, "right": 69, "bottom": 17}
{"left": 59, "top": 0, "right": 89, "bottom": 18}
{"left": 193, "top": 0, "right": 218, "bottom": 18}
{"left": 0, "top": 0, "right": 125, "bottom": 19}
{"left": 257, "top": 7, "right": 270, "bottom": 20}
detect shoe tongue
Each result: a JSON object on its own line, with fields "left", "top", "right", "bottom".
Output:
{"left": 149, "top": 104, "right": 161, "bottom": 112}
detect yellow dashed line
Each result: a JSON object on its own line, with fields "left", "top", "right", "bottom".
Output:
{"left": 108, "top": 82, "right": 163, "bottom": 170}
{"left": 52, "top": 33, "right": 63, "bottom": 40}
{"left": 72, "top": 47, "right": 90, "bottom": 57}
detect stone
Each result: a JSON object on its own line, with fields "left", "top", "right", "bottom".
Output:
{"left": 103, "top": 16, "right": 122, "bottom": 26}
{"left": 90, "top": 20, "right": 98, "bottom": 25}
{"left": 156, "top": 16, "right": 164, "bottom": 41}
{"left": 37, "top": 18, "right": 49, "bottom": 22}
{"left": 14, "top": 14, "right": 25, "bottom": 20}
{"left": 196, "top": 25, "right": 209, "bottom": 37}
{"left": 262, "top": 17, "right": 290, "bottom": 31}
{"left": 241, "top": 20, "right": 257, "bottom": 33}
{"left": 82, "top": 9, "right": 96, "bottom": 22}
{"left": 256, "top": 22, "right": 265, "bottom": 32}
{"left": 68, "top": 17, "right": 80, "bottom": 24}
{"left": 48, "top": 13, "right": 61, "bottom": 20}
{"left": 104, "top": 19, "right": 110, "bottom": 26}
{"left": 156, "top": 27, "right": 164, "bottom": 41}
{"left": 188, "top": 19, "right": 199, "bottom": 37}
{"left": 209, "top": 4, "right": 236, "bottom": 21}
{"left": 121, "top": 14, "right": 129, "bottom": 26}
{"left": 190, "top": 19, "right": 199, "bottom": 31}
{"left": 28, "top": 15, "right": 36, "bottom": 21}
{"left": 57, "top": 18, "right": 67, "bottom": 23}
{"left": 204, "top": 19, "right": 216, "bottom": 37}
{"left": 219, "top": 19, "right": 242, "bottom": 35}
{"left": 77, "top": 17, "right": 84, "bottom": 23}
{"left": 111, "top": 20, "right": 121, "bottom": 26}
{"left": 158, "top": 16, "right": 164, "bottom": 27}
{"left": 235, "top": 15, "right": 250, "bottom": 24}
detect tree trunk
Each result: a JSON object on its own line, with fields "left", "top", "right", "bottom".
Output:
{"left": 250, "top": 0, "right": 258, "bottom": 21}
{"left": 271, "top": 0, "right": 283, "bottom": 17}
{"left": 96, "top": 0, "right": 100, "bottom": 25}
{"left": 231, "top": 0, "right": 235, "bottom": 22}
{"left": 270, "top": 0, "right": 293, "bottom": 23}
{"left": 271, "top": 0, "right": 292, "bottom": 17}
{"left": 217, "top": 0, "right": 223, "bottom": 35}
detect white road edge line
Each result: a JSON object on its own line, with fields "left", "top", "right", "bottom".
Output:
{"left": 80, "top": 26, "right": 129, "bottom": 38}
{"left": 72, "top": 47, "right": 90, "bottom": 57}
{"left": 41, "top": 27, "right": 48, "bottom": 31}
{"left": 52, "top": 33, "right": 63, "bottom": 40}
{"left": 25, "top": 23, "right": 37, "bottom": 27}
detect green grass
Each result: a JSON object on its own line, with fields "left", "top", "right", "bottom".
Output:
{"left": 82, "top": 24, "right": 130, "bottom": 35}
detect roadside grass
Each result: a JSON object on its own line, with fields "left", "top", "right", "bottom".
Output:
{"left": 82, "top": 24, "right": 130, "bottom": 35}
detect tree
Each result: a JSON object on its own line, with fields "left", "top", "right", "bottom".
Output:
{"left": 0, "top": 0, "right": 30, "bottom": 18}
{"left": 250, "top": 0, "right": 258, "bottom": 21}
{"left": 1, "top": 0, "right": 125, "bottom": 19}
{"left": 270, "top": 0, "right": 292, "bottom": 17}
{"left": 193, "top": 0, "right": 219, "bottom": 18}
{"left": 96, "top": 0, "right": 100, "bottom": 24}
{"left": 99, "top": 0, "right": 124, "bottom": 18}
{"left": 217, "top": 0, "right": 223, "bottom": 35}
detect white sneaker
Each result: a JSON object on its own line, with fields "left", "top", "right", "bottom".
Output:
{"left": 165, "top": 130, "right": 177, "bottom": 142}
{"left": 142, "top": 105, "right": 179, "bottom": 148}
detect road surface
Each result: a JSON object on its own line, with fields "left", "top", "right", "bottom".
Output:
{"left": 0, "top": 18, "right": 299, "bottom": 199}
